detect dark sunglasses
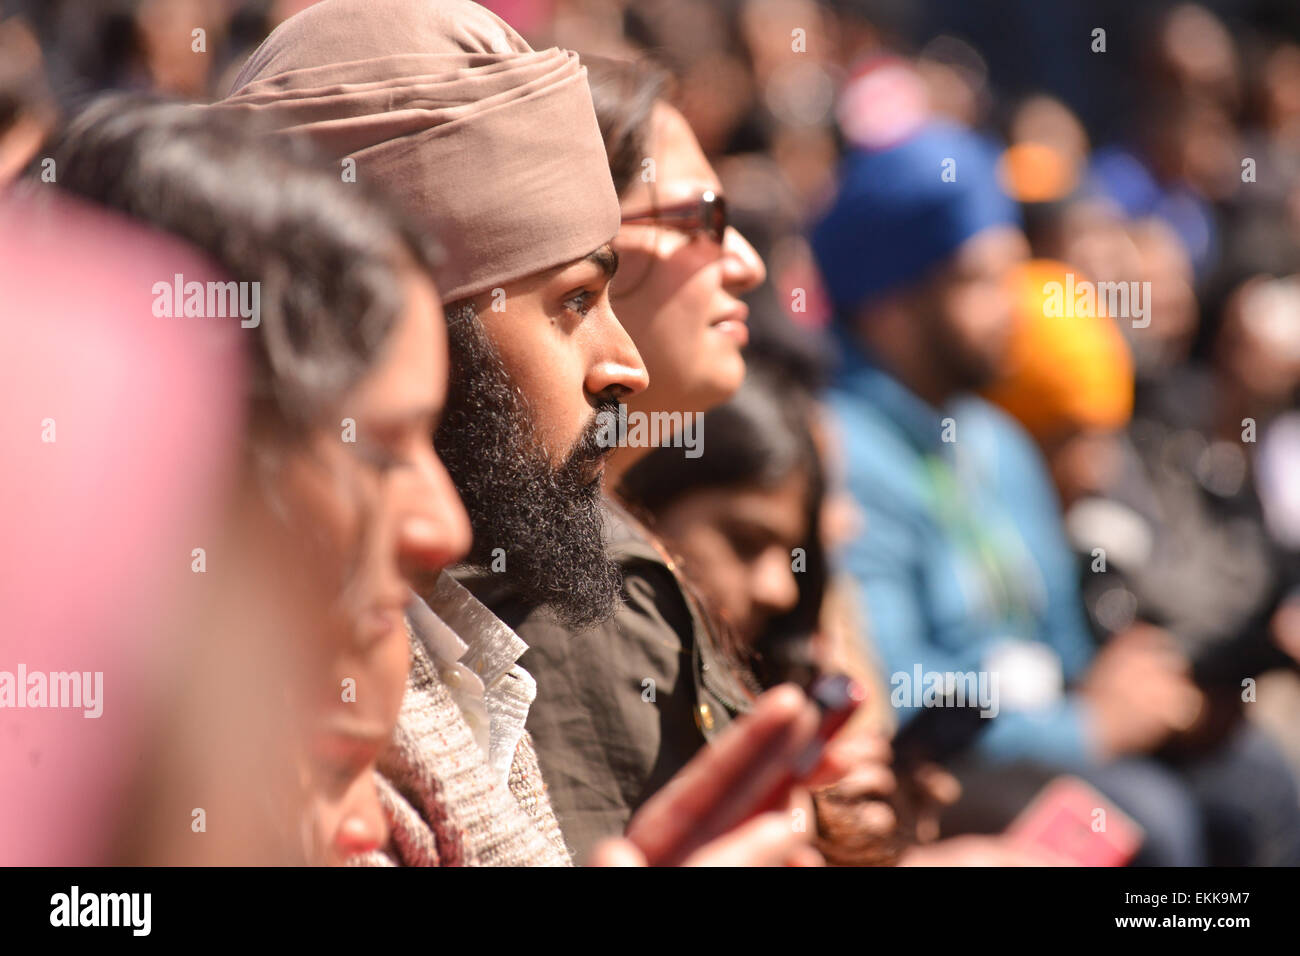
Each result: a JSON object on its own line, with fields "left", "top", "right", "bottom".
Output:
{"left": 620, "top": 190, "right": 727, "bottom": 245}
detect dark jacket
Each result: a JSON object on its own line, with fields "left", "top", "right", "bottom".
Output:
{"left": 457, "top": 499, "right": 754, "bottom": 863}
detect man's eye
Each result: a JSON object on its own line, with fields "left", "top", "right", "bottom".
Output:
{"left": 563, "top": 290, "right": 596, "bottom": 316}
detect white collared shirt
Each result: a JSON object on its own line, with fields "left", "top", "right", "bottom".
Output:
{"left": 404, "top": 572, "right": 537, "bottom": 788}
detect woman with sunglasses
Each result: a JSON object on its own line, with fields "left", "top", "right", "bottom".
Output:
{"left": 587, "top": 56, "right": 767, "bottom": 492}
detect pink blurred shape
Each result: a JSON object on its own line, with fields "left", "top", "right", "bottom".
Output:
{"left": 0, "top": 190, "right": 246, "bottom": 864}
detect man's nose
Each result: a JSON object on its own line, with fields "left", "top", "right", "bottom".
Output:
{"left": 583, "top": 304, "right": 649, "bottom": 398}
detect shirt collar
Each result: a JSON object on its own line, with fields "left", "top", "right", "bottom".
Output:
{"left": 404, "top": 571, "right": 535, "bottom": 787}
{"left": 421, "top": 572, "right": 529, "bottom": 687}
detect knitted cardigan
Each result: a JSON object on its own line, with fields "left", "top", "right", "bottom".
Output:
{"left": 355, "top": 597, "right": 573, "bottom": 867}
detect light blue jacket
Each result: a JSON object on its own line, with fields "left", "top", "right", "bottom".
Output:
{"left": 828, "top": 346, "right": 1099, "bottom": 767}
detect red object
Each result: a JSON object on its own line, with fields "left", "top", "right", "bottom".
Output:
{"left": 1007, "top": 776, "right": 1145, "bottom": 866}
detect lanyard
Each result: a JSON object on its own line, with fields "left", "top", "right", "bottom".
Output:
{"left": 921, "top": 451, "right": 1038, "bottom": 628}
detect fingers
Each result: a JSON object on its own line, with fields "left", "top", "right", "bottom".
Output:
{"left": 624, "top": 683, "right": 819, "bottom": 864}
{"left": 803, "top": 728, "right": 891, "bottom": 790}
{"left": 1110, "top": 625, "right": 1190, "bottom": 674}
{"left": 911, "top": 762, "right": 962, "bottom": 806}
{"left": 588, "top": 838, "right": 648, "bottom": 867}
{"left": 817, "top": 759, "right": 896, "bottom": 801}
{"left": 681, "top": 808, "right": 819, "bottom": 867}
{"left": 785, "top": 845, "right": 826, "bottom": 867}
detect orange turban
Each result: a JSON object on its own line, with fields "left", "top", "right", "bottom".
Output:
{"left": 985, "top": 259, "right": 1134, "bottom": 440}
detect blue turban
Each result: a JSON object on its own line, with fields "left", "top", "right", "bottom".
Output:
{"left": 811, "top": 123, "right": 1018, "bottom": 319}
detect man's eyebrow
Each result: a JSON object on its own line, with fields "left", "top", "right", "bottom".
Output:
{"left": 586, "top": 244, "right": 619, "bottom": 280}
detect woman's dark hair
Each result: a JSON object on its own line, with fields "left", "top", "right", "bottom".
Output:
{"left": 43, "top": 93, "right": 443, "bottom": 437}
{"left": 582, "top": 54, "right": 671, "bottom": 197}
{"left": 620, "top": 363, "right": 828, "bottom": 686}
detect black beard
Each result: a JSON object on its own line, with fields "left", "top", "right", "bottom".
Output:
{"left": 434, "top": 304, "right": 622, "bottom": 630}
{"left": 921, "top": 304, "right": 1001, "bottom": 395}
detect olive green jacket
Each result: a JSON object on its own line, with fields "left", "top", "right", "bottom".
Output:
{"left": 456, "top": 499, "right": 755, "bottom": 863}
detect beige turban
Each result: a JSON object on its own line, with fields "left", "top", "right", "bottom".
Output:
{"left": 217, "top": 0, "right": 619, "bottom": 303}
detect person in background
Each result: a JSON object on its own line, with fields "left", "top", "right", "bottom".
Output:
{"left": 983, "top": 256, "right": 1300, "bottom": 866}
{"left": 808, "top": 120, "right": 1228, "bottom": 865}
{"left": 623, "top": 363, "right": 1060, "bottom": 866}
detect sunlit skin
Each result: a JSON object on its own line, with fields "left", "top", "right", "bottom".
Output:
{"left": 271, "top": 264, "right": 471, "bottom": 865}
{"left": 650, "top": 470, "right": 809, "bottom": 648}
{"left": 605, "top": 102, "right": 766, "bottom": 487}
{"left": 474, "top": 244, "right": 648, "bottom": 469}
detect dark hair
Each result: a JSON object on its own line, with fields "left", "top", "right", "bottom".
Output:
{"left": 44, "top": 93, "right": 443, "bottom": 437}
{"left": 620, "top": 363, "right": 828, "bottom": 683}
{"left": 582, "top": 54, "right": 671, "bottom": 197}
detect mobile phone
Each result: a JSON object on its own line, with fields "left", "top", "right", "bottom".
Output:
{"left": 891, "top": 696, "right": 992, "bottom": 771}
{"left": 1006, "top": 775, "right": 1144, "bottom": 866}
{"left": 746, "top": 673, "right": 866, "bottom": 814}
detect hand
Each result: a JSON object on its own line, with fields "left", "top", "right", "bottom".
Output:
{"left": 899, "top": 834, "right": 1074, "bottom": 866}
{"left": 1271, "top": 598, "right": 1300, "bottom": 665}
{"left": 1080, "top": 624, "right": 1203, "bottom": 758}
{"left": 810, "top": 730, "right": 903, "bottom": 866}
{"left": 908, "top": 762, "right": 962, "bottom": 843}
{"left": 591, "top": 790, "right": 823, "bottom": 867}
{"left": 598, "top": 684, "right": 824, "bottom": 866}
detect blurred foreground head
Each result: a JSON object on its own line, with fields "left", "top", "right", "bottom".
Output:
{"left": 0, "top": 190, "right": 243, "bottom": 865}
{"left": 38, "top": 96, "right": 470, "bottom": 863}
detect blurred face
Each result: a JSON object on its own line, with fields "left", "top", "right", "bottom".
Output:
{"left": 611, "top": 103, "right": 766, "bottom": 420}
{"left": 1042, "top": 426, "right": 1127, "bottom": 510}
{"left": 477, "top": 245, "right": 648, "bottom": 468}
{"left": 652, "top": 470, "right": 809, "bottom": 647}
{"left": 273, "top": 266, "right": 471, "bottom": 865}
{"left": 1217, "top": 276, "right": 1300, "bottom": 404}
{"left": 916, "top": 225, "right": 1028, "bottom": 391}
{"left": 1129, "top": 219, "right": 1197, "bottom": 373}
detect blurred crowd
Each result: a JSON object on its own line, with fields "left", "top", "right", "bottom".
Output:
{"left": 3, "top": 0, "right": 1300, "bottom": 867}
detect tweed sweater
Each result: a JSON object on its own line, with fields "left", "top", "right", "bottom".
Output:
{"left": 356, "top": 578, "right": 572, "bottom": 867}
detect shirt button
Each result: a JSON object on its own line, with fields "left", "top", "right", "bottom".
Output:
{"left": 441, "top": 667, "right": 462, "bottom": 689}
